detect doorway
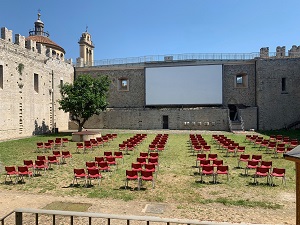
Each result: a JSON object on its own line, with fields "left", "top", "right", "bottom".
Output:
{"left": 228, "top": 104, "right": 238, "bottom": 121}
{"left": 162, "top": 115, "right": 169, "bottom": 129}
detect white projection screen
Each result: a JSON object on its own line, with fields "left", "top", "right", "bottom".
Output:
{"left": 145, "top": 65, "right": 223, "bottom": 105}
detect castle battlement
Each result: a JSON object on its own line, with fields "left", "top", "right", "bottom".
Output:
{"left": 260, "top": 45, "right": 300, "bottom": 59}
{"left": 1, "top": 27, "right": 72, "bottom": 64}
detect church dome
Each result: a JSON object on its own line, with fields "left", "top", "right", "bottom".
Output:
{"left": 26, "top": 12, "right": 65, "bottom": 59}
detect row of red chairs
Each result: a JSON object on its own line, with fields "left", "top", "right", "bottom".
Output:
{"left": 148, "top": 134, "right": 168, "bottom": 153}
{"left": 212, "top": 134, "right": 246, "bottom": 157}
{"left": 36, "top": 138, "right": 69, "bottom": 153}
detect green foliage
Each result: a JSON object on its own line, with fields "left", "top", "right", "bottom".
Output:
{"left": 17, "top": 63, "right": 24, "bottom": 75}
{"left": 58, "top": 74, "right": 110, "bottom": 131}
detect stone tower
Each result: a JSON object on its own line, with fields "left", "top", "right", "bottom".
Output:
{"left": 78, "top": 28, "right": 94, "bottom": 66}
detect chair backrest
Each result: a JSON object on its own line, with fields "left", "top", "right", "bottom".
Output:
{"left": 149, "top": 152, "right": 159, "bottom": 158}
{"left": 114, "top": 151, "right": 123, "bottom": 157}
{"left": 261, "top": 160, "right": 272, "bottom": 168}
{"left": 5, "top": 166, "right": 17, "bottom": 173}
{"left": 201, "top": 165, "right": 214, "bottom": 173}
{"left": 197, "top": 153, "right": 206, "bottom": 159}
{"left": 62, "top": 151, "right": 71, "bottom": 156}
{"left": 208, "top": 154, "right": 217, "bottom": 160}
{"left": 247, "top": 160, "right": 259, "bottom": 167}
{"left": 256, "top": 166, "right": 269, "bottom": 174}
{"left": 35, "top": 160, "right": 45, "bottom": 166}
{"left": 140, "top": 152, "right": 148, "bottom": 158}
{"left": 144, "top": 163, "right": 155, "bottom": 171}
{"left": 216, "top": 165, "right": 229, "bottom": 173}
{"left": 104, "top": 151, "right": 112, "bottom": 157}
{"left": 37, "top": 142, "right": 44, "bottom": 147}
{"left": 212, "top": 159, "right": 223, "bottom": 166}
{"left": 18, "top": 166, "right": 29, "bottom": 173}
{"left": 148, "top": 157, "right": 158, "bottom": 164}
{"left": 98, "top": 161, "right": 109, "bottom": 168}
{"left": 240, "top": 154, "right": 250, "bottom": 160}
{"left": 252, "top": 155, "right": 262, "bottom": 161}
{"left": 53, "top": 150, "right": 61, "bottom": 156}
{"left": 126, "top": 170, "right": 138, "bottom": 177}
{"left": 24, "top": 160, "right": 34, "bottom": 167}
{"left": 132, "top": 162, "right": 142, "bottom": 169}
{"left": 272, "top": 167, "right": 285, "bottom": 176}
{"left": 77, "top": 143, "right": 83, "bottom": 148}
{"left": 95, "top": 157, "right": 105, "bottom": 163}
{"left": 74, "top": 168, "right": 86, "bottom": 176}
{"left": 87, "top": 168, "right": 100, "bottom": 176}
{"left": 48, "top": 156, "right": 57, "bottom": 161}
{"left": 86, "top": 161, "right": 96, "bottom": 168}
{"left": 141, "top": 170, "right": 153, "bottom": 178}
{"left": 37, "top": 155, "right": 46, "bottom": 161}
{"left": 200, "top": 159, "right": 210, "bottom": 166}
{"left": 137, "top": 157, "right": 146, "bottom": 164}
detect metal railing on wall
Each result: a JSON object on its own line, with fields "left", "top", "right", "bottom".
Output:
{"left": 91, "top": 52, "right": 261, "bottom": 67}
{"left": 0, "top": 208, "right": 227, "bottom": 225}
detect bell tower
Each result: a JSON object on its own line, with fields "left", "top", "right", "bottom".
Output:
{"left": 78, "top": 27, "right": 94, "bottom": 66}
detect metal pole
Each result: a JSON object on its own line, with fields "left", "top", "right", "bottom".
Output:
{"left": 15, "top": 212, "right": 22, "bottom": 225}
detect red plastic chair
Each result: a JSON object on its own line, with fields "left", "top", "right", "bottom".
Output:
{"left": 34, "top": 160, "right": 49, "bottom": 174}
{"left": 5, "top": 166, "right": 19, "bottom": 184}
{"left": 251, "top": 155, "right": 262, "bottom": 163}
{"left": 208, "top": 153, "right": 218, "bottom": 161}
{"left": 200, "top": 165, "right": 215, "bottom": 183}
{"left": 96, "top": 137, "right": 104, "bottom": 147}
{"left": 274, "top": 147, "right": 285, "bottom": 158}
{"left": 104, "top": 151, "right": 113, "bottom": 157}
{"left": 76, "top": 143, "right": 84, "bottom": 154}
{"left": 114, "top": 151, "right": 124, "bottom": 163}
{"left": 215, "top": 165, "right": 229, "bottom": 183}
{"left": 44, "top": 142, "right": 52, "bottom": 152}
{"left": 131, "top": 162, "right": 143, "bottom": 173}
{"left": 149, "top": 152, "right": 159, "bottom": 159}
{"left": 47, "top": 156, "right": 60, "bottom": 169}
{"left": 18, "top": 166, "right": 33, "bottom": 182}
{"left": 196, "top": 153, "right": 206, "bottom": 167}
{"left": 36, "top": 142, "right": 44, "bottom": 153}
{"left": 84, "top": 141, "right": 92, "bottom": 153}
{"left": 260, "top": 160, "right": 272, "bottom": 170}
{"left": 238, "top": 154, "right": 250, "bottom": 168}
{"left": 270, "top": 168, "right": 286, "bottom": 186}
{"left": 139, "top": 170, "right": 155, "bottom": 190}
{"left": 98, "top": 161, "right": 111, "bottom": 173}
{"left": 95, "top": 157, "right": 105, "bottom": 166}
{"left": 137, "top": 157, "right": 147, "bottom": 166}
{"left": 73, "top": 168, "right": 88, "bottom": 187}
{"left": 125, "top": 170, "right": 139, "bottom": 189}
{"left": 87, "top": 168, "right": 102, "bottom": 186}
{"left": 245, "top": 160, "right": 259, "bottom": 176}
{"left": 61, "top": 151, "right": 72, "bottom": 164}
{"left": 86, "top": 161, "right": 98, "bottom": 170}
{"left": 254, "top": 166, "right": 269, "bottom": 185}
{"left": 62, "top": 138, "right": 69, "bottom": 147}
{"left": 212, "top": 159, "right": 223, "bottom": 167}
{"left": 202, "top": 145, "right": 211, "bottom": 153}
{"left": 139, "top": 152, "right": 148, "bottom": 159}
{"left": 148, "top": 157, "right": 159, "bottom": 170}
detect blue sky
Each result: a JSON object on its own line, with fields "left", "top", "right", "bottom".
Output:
{"left": 1, "top": 0, "right": 300, "bottom": 62}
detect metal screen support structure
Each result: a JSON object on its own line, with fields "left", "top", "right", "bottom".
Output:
{"left": 15, "top": 212, "right": 22, "bottom": 225}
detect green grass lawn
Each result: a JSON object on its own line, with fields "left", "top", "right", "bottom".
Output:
{"left": 0, "top": 130, "right": 296, "bottom": 210}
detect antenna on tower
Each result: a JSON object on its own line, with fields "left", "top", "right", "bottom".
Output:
{"left": 86, "top": 25, "right": 88, "bottom": 32}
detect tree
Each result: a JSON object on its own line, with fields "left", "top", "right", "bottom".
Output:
{"left": 58, "top": 74, "right": 110, "bottom": 132}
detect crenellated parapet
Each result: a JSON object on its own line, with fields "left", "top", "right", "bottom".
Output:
{"left": 260, "top": 45, "right": 300, "bottom": 59}
{"left": 0, "top": 26, "right": 72, "bottom": 64}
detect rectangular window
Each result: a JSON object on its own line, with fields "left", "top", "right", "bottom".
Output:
{"left": 235, "top": 73, "right": 248, "bottom": 88}
{"left": 118, "top": 78, "right": 129, "bottom": 91}
{"left": 60, "top": 79, "right": 64, "bottom": 88}
{"left": 34, "top": 73, "right": 39, "bottom": 93}
{"left": 281, "top": 78, "right": 286, "bottom": 92}
{"left": 0, "top": 65, "right": 3, "bottom": 89}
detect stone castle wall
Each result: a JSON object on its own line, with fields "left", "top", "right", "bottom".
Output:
{"left": 0, "top": 27, "right": 74, "bottom": 141}
{"left": 256, "top": 58, "right": 300, "bottom": 130}
{"left": 84, "top": 107, "right": 230, "bottom": 131}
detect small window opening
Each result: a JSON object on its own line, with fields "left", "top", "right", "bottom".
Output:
{"left": 0, "top": 65, "right": 3, "bottom": 89}
{"left": 118, "top": 78, "right": 129, "bottom": 91}
{"left": 34, "top": 73, "right": 39, "bottom": 93}
{"left": 282, "top": 78, "right": 286, "bottom": 92}
{"left": 235, "top": 73, "right": 248, "bottom": 88}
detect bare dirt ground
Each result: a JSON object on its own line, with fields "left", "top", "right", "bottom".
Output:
{"left": 0, "top": 189, "right": 296, "bottom": 225}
